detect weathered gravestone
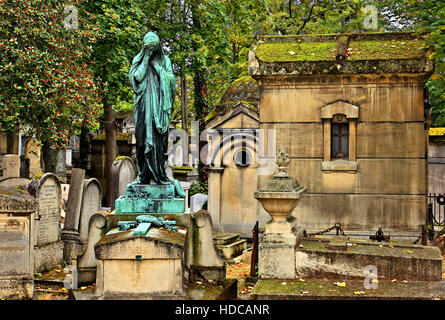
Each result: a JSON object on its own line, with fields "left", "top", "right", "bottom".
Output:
{"left": 76, "top": 179, "right": 102, "bottom": 284}
{"left": 62, "top": 173, "right": 103, "bottom": 276}
{"left": 61, "top": 168, "right": 85, "bottom": 262}
{"left": 33, "top": 173, "right": 63, "bottom": 272}
{"left": 185, "top": 210, "right": 226, "bottom": 284}
{"left": 190, "top": 193, "right": 208, "bottom": 213}
{"left": 2, "top": 154, "right": 20, "bottom": 178}
{"left": 0, "top": 187, "right": 37, "bottom": 299}
{"left": 110, "top": 157, "right": 137, "bottom": 211}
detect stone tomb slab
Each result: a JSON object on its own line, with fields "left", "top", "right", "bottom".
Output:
{"left": 94, "top": 225, "right": 187, "bottom": 299}
{"left": 295, "top": 237, "right": 443, "bottom": 281}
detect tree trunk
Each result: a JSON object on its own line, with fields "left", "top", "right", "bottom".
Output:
{"left": 180, "top": 76, "right": 189, "bottom": 165}
{"left": 103, "top": 94, "right": 117, "bottom": 207}
{"left": 42, "top": 143, "right": 66, "bottom": 179}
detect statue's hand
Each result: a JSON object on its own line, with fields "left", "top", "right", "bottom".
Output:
{"left": 151, "top": 57, "right": 162, "bottom": 72}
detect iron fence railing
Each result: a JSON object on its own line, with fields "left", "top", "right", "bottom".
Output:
{"left": 428, "top": 193, "right": 445, "bottom": 226}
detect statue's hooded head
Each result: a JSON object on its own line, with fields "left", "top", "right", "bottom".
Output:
{"left": 143, "top": 32, "right": 162, "bottom": 57}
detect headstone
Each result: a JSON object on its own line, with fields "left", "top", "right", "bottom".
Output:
{"left": 63, "top": 168, "right": 85, "bottom": 232}
{"left": 36, "top": 173, "right": 62, "bottom": 245}
{"left": 185, "top": 210, "right": 225, "bottom": 283}
{"left": 110, "top": 157, "right": 137, "bottom": 210}
{"left": 34, "top": 173, "right": 63, "bottom": 272}
{"left": 77, "top": 213, "right": 107, "bottom": 285}
{"left": 0, "top": 186, "right": 37, "bottom": 299}
{"left": 78, "top": 178, "right": 102, "bottom": 242}
{"left": 191, "top": 193, "right": 208, "bottom": 213}
{"left": 2, "top": 154, "right": 20, "bottom": 178}
{"left": 61, "top": 168, "right": 85, "bottom": 262}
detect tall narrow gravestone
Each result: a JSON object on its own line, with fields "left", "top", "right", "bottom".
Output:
{"left": 34, "top": 173, "right": 63, "bottom": 272}
{"left": 0, "top": 187, "right": 37, "bottom": 299}
{"left": 61, "top": 168, "right": 85, "bottom": 262}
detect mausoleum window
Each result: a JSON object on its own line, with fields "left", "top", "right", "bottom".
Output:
{"left": 320, "top": 101, "right": 358, "bottom": 172}
{"left": 331, "top": 114, "right": 349, "bottom": 160}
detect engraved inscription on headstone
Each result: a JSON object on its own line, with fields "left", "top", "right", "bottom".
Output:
{"left": 36, "top": 174, "right": 61, "bottom": 245}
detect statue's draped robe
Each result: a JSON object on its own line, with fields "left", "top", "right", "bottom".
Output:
{"left": 129, "top": 50, "right": 176, "bottom": 185}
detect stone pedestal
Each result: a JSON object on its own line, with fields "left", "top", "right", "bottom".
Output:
{"left": 115, "top": 184, "right": 185, "bottom": 214}
{"left": 258, "top": 233, "right": 297, "bottom": 279}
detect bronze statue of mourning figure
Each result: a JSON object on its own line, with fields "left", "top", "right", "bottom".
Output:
{"left": 115, "top": 32, "right": 186, "bottom": 214}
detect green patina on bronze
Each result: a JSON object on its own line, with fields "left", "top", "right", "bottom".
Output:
{"left": 114, "top": 32, "right": 186, "bottom": 214}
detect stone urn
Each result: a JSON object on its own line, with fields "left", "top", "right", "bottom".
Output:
{"left": 254, "top": 146, "right": 306, "bottom": 235}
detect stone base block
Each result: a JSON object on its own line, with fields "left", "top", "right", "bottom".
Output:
{"left": 0, "top": 279, "right": 34, "bottom": 300}
{"left": 258, "top": 233, "right": 297, "bottom": 279}
{"left": 188, "top": 265, "right": 226, "bottom": 284}
{"left": 34, "top": 240, "right": 64, "bottom": 272}
{"left": 216, "top": 240, "right": 247, "bottom": 259}
{"left": 265, "top": 221, "right": 292, "bottom": 234}
{"left": 115, "top": 198, "right": 185, "bottom": 214}
{"left": 78, "top": 267, "right": 97, "bottom": 285}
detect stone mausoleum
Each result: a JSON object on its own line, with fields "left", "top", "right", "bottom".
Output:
{"left": 246, "top": 32, "right": 433, "bottom": 236}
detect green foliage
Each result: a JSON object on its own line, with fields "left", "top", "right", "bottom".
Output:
{"left": 0, "top": 0, "right": 101, "bottom": 149}
{"left": 84, "top": 0, "right": 148, "bottom": 110}
{"left": 190, "top": 180, "right": 208, "bottom": 196}
{"left": 373, "top": 0, "right": 445, "bottom": 126}
{"left": 34, "top": 272, "right": 42, "bottom": 278}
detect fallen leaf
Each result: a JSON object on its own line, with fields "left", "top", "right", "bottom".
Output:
{"left": 388, "top": 244, "right": 394, "bottom": 248}
{"left": 288, "top": 51, "right": 296, "bottom": 55}
{"left": 302, "top": 291, "right": 309, "bottom": 294}
{"left": 372, "top": 279, "right": 379, "bottom": 284}
{"left": 391, "top": 279, "right": 398, "bottom": 282}
{"left": 281, "top": 282, "right": 287, "bottom": 285}
{"left": 334, "top": 282, "right": 346, "bottom": 287}
{"left": 406, "top": 250, "right": 413, "bottom": 253}
{"left": 403, "top": 280, "right": 408, "bottom": 283}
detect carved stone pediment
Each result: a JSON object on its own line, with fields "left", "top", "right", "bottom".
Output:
{"left": 320, "top": 100, "right": 359, "bottom": 119}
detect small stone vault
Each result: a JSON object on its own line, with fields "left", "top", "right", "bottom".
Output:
{"left": 205, "top": 77, "right": 261, "bottom": 236}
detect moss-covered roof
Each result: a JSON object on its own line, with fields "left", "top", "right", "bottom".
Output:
{"left": 251, "top": 32, "right": 433, "bottom": 76}
{"left": 206, "top": 76, "right": 260, "bottom": 122}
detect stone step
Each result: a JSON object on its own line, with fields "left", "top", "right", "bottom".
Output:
{"left": 215, "top": 239, "right": 247, "bottom": 259}
{"left": 213, "top": 232, "right": 240, "bottom": 246}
